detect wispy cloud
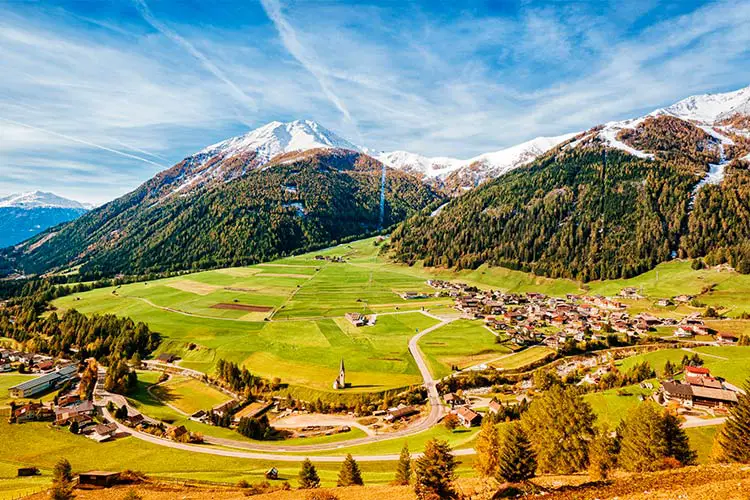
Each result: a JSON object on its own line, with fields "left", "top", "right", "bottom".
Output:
{"left": 260, "top": 0, "right": 355, "bottom": 127}
{"left": 132, "top": 0, "right": 257, "bottom": 115}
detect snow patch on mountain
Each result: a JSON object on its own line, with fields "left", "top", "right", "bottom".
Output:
{"left": 598, "top": 117, "right": 654, "bottom": 160}
{"left": 375, "top": 151, "right": 463, "bottom": 178}
{"left": 0, "top": 191, "right": 89, "bottom": 210}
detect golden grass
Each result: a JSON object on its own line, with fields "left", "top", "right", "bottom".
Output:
{"left": 165, "top": 280, "right": 222, "bottom": 296}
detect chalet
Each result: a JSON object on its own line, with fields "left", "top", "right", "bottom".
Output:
{"left": 716, "top": 332, "right": 739, "bottom": 344}
{"left": 662, "top": 380, "right": 738, "bottom": 408}
{"left": 488, "top": 400, "right": 502, "bottom": 415}
{"left": 88, "top": 423, "right": 118, "bottom": 443}
{"left": 55, "top": 400, "right": 95, "bottom": 425}
{"left": 443, "top": 393, "right": 465, "bottom": 408}
{"left": 619, "top": 287, "right": 642, "bottom": 299}
{"left": 124, "top": 413, "right": 144, "bottom": 427}
{"left": 156, "top": 353, "right": 177, "bottom": 363}
{"left": 674, "top": 326, "right": 695, "bottom": 338}
{"left": 345, "top": 312, "right": 367, "bottom": 327}
{"left": 673, "top": 295, "right": 694, "bottom": 304}
{"left": 189, "top": 410, "right": 208, "bottom": 423}
{"left": 385, "top": 406, "right": 419, "bottom": 421}
{"left": 8, "top": 364, "right": 77, "bottom": 398}
{"left": 455, "top": 407, "right": 482, "bottom": 428}
{"left": 78, "top": 471, "right": 120, "bottom": 488}
{"left": 167, "top": 425, "right": 189, "bottom": 440}
{"left": 684, "top": 366, "right": 711, "bottom": 383}
{"left": 656, "top": 298, "right": 673, "bottom": 307}
{"left": 212, "top": 399, "right": 239, "bottom": 417}
{"left": 13, "top": 403, "right": 54, "bottom": 423}
{"left": 35, "top": 360, "right": 54, "bottom": 372}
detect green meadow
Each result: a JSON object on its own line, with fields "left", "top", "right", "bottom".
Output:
{"left": 50, "top": 237, "right": 750, "bottom": 398}
{"left": 418, "top": 320, "right": 512, "bottom": 378}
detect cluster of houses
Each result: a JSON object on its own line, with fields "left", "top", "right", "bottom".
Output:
{"left": 443, "top": 392, "right": 482, "bottom": 427}
{"left": 661, "top": 366, "right": 740, "bottom": 410}
{"left": 1, "top": 348, "right": 62, "bottom": 375}
{"left": 314, "top": 255, "right": 346, "bottom": 263}
{"left": 426, "top": 280, "right": 733, "bottom": 347}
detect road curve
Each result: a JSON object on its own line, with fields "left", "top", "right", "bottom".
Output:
{"left": 97, "top": 314, "right": 457, "bottom": 457}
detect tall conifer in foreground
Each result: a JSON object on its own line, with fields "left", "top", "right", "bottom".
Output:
{"left": 337, "top": 454, "right": 364, "bottom": 486}
{"left": 393, "top": 443, "right": 412, "bottom": 485}
{"left": 414, "top": 439, "right": 458, "bottom": 499}
{"left": 717, "top": 380, "right": 750, "bottom": 462}
{"left": 521, "top": 385, "right": 596, "bottom": 473}
{"left": 496, "top": 423, "right": 536, "bottom": 483}
{"left": 474, "top": 417, "right": 501, "bottom": 477}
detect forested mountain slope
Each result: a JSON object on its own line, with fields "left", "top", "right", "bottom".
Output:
{"left": 390, "top": 113, "right": 750, "bottom": 281}
{"left": 3, "top": 150, "right": 438, "bottom": 276}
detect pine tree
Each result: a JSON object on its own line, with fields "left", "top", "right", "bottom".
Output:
{"left": 298, "top": 458, "right": 321, "bottom": 489}
{"left": 618, "top": 402, "right": 697, "bottom": 471}
{"left": 414, "top": 439, "right": 458, "bottom": 500}
{"left": 717, "top": 380, "right": 750, "bottom": 462}
{"left": 663, "top": 360, "right": 675, "bottom": 378}
{"left": 474, "top": 418, "right": 501, "bottom": 477}
{"left": 337, "top": 454, "right": 363, "bottom": 486}
{"left": 496, "top": 423, "right": 536, "bottom": 483}
{"left": 520, "top": 385, "right": 596, "bottom": 474}
{"left": 393, "top": 443, "right": 412, "bottom": 485}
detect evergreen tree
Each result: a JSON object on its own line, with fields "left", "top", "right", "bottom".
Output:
{"left": 474, "top": 418, "right": 501, "bottom": 477}
{"left": 414, "top": 439, "right": 458, "bottom": 500}
{"left": 717, "top": 380, "right": 750, "bottom": 462}
{"left": 496, "top": 423, "right": 536, "bottom": 483}
{"left": 663, "top": 360, "right": 675, "bottom": 378}
{"left": 298, "top": 459, "right": 321, "bottom": 489}
{"left": 393, "top": 443, "right": 412, "bottom": 485}
{"left": 337, "top": 454, "right": 363, "bottom": 486}
{"left": 618, "top": 402, "right": 697, "bottom": 471}
{"left": 521, "top": 386, "right": 596, "bottom": 473}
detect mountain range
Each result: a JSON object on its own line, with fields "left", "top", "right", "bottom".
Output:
{"left": 3, "top": 85, "right": 750, "bottom": 279}
{"left": 0, "top": 192, "right": 90, "bottom": 249}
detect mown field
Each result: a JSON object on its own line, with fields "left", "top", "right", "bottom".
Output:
{"left": 418, "top": 320, "right": 512, "bottom": 378}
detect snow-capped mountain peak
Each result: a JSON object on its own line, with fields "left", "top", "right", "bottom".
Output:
{"left": 0, "top": 191, "right": 89, "bottom": 210}
{"left": 199, "top": 119, "right": 361, "bottom": 161}
{"left": 377, "top": 132, "right": 577, "bottom": 191}
{"left": 652, "top": 85, "right": 750, "bottom": 123}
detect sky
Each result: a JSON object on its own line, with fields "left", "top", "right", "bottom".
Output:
{"left": 1, "top": 0, "right": 750, "bottom": 205}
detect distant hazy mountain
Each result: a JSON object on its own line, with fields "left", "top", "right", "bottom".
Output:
{"left": 0, "top": 191, "right": 90, "bottom": 248}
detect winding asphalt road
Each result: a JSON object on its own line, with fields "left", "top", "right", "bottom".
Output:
{"left": 98, "top": 314, "right": 459, "bottom": 461}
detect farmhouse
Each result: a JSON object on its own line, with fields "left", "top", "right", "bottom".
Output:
{"left": 455, "top": 407, "right": 482, "bottom": 427}
{"left": 662, "top": 379, "right": 739, "bottom": 409}
{"left": 345, "top": 312, "right": 367, "bottom": 327}
{"left": 400, "top": 291, "right": 428, "bottom": 300}
{"left": 88, "top": 423, "right": 118, "bottom": 443}
{"left": 443, "top": 392, "right": 465, "bottom": 408}
{"left": 716, "top": 332, "right": 738, "bottom": 344}
{"left": 12, "top": 403, "right": 54, "bottom": 423}
{"left": 55, "top": 400, "right": 95, "bottom": 425}
{"left": 8, "top": 364, "right": 77, "bottom": 398}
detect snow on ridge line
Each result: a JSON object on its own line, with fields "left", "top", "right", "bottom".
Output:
{"left": 0, "top": 191, "right": 89, "bottom": 210}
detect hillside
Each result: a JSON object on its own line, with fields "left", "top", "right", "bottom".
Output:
{"left": 0, "top": 191, "right": 89, "bottom": 248}
{"left": 390, "top": 87, "right": 750, "bottom": 281}
{"left": 2, "top": 150, "right": 438, "bottom": 276}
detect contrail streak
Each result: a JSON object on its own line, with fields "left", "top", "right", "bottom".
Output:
{"left": 133, "top": 0, "right": 257, "bottom": 112}
{"left": 260, "top": 0, "right": 355, "bottom": 125}
{"left": 0, "top": 117, "right": 168, "bottom": 169}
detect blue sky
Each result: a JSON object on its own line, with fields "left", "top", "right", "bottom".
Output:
{"left": 1, "top": 0, "right": 749, "bottom": 204}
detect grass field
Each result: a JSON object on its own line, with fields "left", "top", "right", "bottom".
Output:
{"left": 490, "top": 346, "right": 555, "bottom": 370}
{"left": 153, "top": 376, "right": 232, "bottom": 415}
{"left": 0, "top": 417, "right": 478, "bottom": 495}
{"left": 418, "top": 320, "right": 512, "bottom": 378}
{"left": 617, "top": 346, "right": 750, "bottom": 386}
{"left": 584, "top": 381, "right": 657, "bottom": 427}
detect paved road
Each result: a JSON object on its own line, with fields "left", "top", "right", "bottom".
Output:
{"left": 681, "top": 416, "right": 727, "bottom": 428}
{"left": 96, "top": 314, "right": 457, "bottom": 457}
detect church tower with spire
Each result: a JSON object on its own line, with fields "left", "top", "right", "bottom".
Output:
{"left": 332, "top": 359, "right": 346, "bottom": 389}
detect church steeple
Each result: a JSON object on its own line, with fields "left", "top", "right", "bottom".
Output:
{"left": 333, "top": 359, "right": 346, "bottom": 389}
